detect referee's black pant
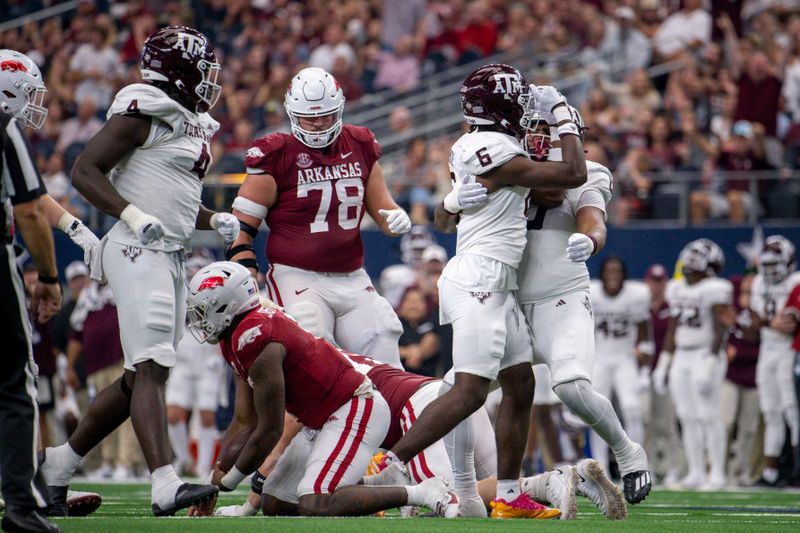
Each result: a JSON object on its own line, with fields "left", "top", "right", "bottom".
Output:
{"left": 0, "top": 243, "right": 51, "bottom": 511}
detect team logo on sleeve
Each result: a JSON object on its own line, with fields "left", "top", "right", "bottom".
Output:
{"left": 296, "top": 152, "right": 313, "bottom": 169}
{"left": 237, "top": 325, "right": 263, "bottom": 351}
{"left": 246, "top": 146, "right": 264, "bottom": 159}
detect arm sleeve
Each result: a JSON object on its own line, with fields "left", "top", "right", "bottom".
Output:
{"left": 3, "top": 120, "right": 45, "bottom": 205}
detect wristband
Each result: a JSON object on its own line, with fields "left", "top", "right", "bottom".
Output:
{"left": 552, "top": 104, "right": 571, "bottom": 124}
{"left": 56, "top": 212, "right": 79, "bottom": 233}
{"left": 250, "top": 469, "right": 266, "bottom": 495}
{"left": 237, "top": 258, "right": 259, "bottom": 270}
{"left": 221, "top": 465, "right": 247, "bottom": 491}
{"left": 557, "top": 122, "right": 580, "bottom": 137}
{"left": 38, "top": 275, "right": 59, "bottom": 284}
{"left": 586, "top": 234, "right": 598, "bottom": 255}
{"left": 239, "top": 220, "right": 259, "bottom": 238}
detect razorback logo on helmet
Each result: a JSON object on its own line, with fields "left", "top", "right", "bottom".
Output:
{"left": 492, "top": 73, "right": 522, "bottom": 99}
{"left": 1, "top": 60, "right": 28, "bottom": 73}
{"left": 174, "top": 32, "right": 206, "bottom": 56}
{"left": 198, "top": 276, "right": 225, "bottom": 291}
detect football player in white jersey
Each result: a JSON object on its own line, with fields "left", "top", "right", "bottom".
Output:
{"left": 516, "top": 114, "right": 650, "bottom": 506}
{"left": 40, "top": 27, "right": 238, "bottom": 516}
{"left": 749, "top": 235, "right": 800, "bottom": 486}
{"left": 652, "top": 239, "right": 735, "bottom": 489}
{"left": 367, "top": 64, "right": 588, "bottom": 518}
{"left": 589, "top": 257, "right": 652, "bottom": 478}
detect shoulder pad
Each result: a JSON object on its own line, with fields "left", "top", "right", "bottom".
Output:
{"left": 582, "top": 161, "right": 613, "bottom": 205}
{"left": 345, "top": 124, "right": 376, "bottom": 143}
{"left": 107, "top": 83, "right": 184, "bottom": 122}
{"left": 245, "top": 133, "right": 286, "bottom": 174}
{"left": 705, "top": 277, "right": 733, "bottom": 305}
{"left": 450, "top": 131, "right": 526, "bottom": 177}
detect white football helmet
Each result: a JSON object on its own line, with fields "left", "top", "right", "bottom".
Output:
{"left": 187, "top": 261, "right": 260, "bottom": 343}
{"left": 0, "top": 50, "right": 47, "bottom": 129}
{"left": 759, "top": 235, "right": 796, "bottom": 284}
{"left": 284, "top": 67, "right": 345, "bottom": 149}
{"left": 679, "top": 238, "right": 724, "bottom": 277}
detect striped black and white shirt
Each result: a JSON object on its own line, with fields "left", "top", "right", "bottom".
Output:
{"left": 0, "top": 112, "right": 46, "bottom": 241}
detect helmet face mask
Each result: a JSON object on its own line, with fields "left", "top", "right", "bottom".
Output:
{"left": 187, "top": 262, "right": 260, "bottom": 344}
{"left": 0, "top": 50, "right": 48, "bottom": 129}
{"left": 522, "top": 115, "right": 551, "bottom": 161}
{"left": 140, "top": 26, "right": 221, "bottom": 113}
{"left": 285, "top": 67, "right": 345, "bottom": 149}
{"left": 680, "top": 238, "right": 724, "bottom": 280}
{"left": 759, "top": 235, "right": 796, "bottom": 285}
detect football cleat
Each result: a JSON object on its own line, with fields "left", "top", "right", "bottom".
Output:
{"left": 151, "top": 483, "right": 218, "bottom": 517}
{"left": 545, "top": 467, "right": 578, "bottom": 520}
{"left": 362, "top": 452, "right": 411, "bottom": 486}
{"left": 66, "top": 490, "right": 102, "bottom": 517}
{"left": 418, "top": 478, "right": 460, "bottom": 518}
{"left": 622, "top": 470, "right": 652, "bottom": 504}
{"left": 46, "top": 485, "right": 68, "bottom": 517}
{"left": 1, "top": 507, "right": 61, "bottom": 533}
{"left": 575, "top": 459, "right": 627, "bottom": 520}
{"left": 490, "top": 493, "right": 561, "bottom": 519}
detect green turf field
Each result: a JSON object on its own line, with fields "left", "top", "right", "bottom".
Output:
{"left": 35, "top": 483, "right": 800, "bottom": 532}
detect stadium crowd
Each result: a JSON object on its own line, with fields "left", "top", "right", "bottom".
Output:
{"left": 3, "top": 0, "right": 800, "bottom": 229}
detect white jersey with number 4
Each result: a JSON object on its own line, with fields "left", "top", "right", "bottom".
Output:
{"left": 517, "top": 161, "right": 613, "bottom": 304}
{"left": 105, "top": 83, "right": 220, "bottom": 251}
{"left": 750, "top": 271, "right": 800, "bottom": 348}
{"left": 590, "top": 280, "right": 650, "bottom": 356}
{"left": 665, "top": 276, "right": 733, "bottom": 350}
{"left": 441, "top": 130, "right": 528, "bottom": 291}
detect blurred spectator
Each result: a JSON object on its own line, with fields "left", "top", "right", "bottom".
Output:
{"left": 373, "top": 36, "right": 421, "bottom": 92}
{"left": 68, "top": 22, "right": 123, "bottom": 109}
{"left": 308, "top": 25, "right": 356, "bottom": 73}
{"left": 56, "top": 97, "right": 104, "bottom": 153}
{"left": 595, "top": 6, "right": 652, "bottom": 79}
{"left": 380, "top": 0, "right": 427, "bottom": 50}
{"left": 397, "top": 286, "right": 441, "bottom": 377}
{"left": 388, "top": 105, "right": 413, "bottom": 135}
{"left": 721, "top": 274, "right": 762, "bottom": 486}
{"left": 653, "top": 0, "right": 712, "bottom": 60}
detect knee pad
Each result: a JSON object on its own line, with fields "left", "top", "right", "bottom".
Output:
{"left": 553, "top": 379, "right": 609, "bottom": 427}
{"left": 145, "top": 291, "right": 177, "bottom": 333}
{"left": 286, "top": 301, "right": 327, "bottom": 339}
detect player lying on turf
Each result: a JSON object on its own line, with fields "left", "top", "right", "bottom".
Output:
{"left": 184, "top": 261, "right": 459, "bottom": 517}
{"left": 214, "top": 357, "right": 626, "bottom": 520}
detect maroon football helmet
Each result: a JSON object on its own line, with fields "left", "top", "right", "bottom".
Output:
{"left": 140, "top": 26, "right": 221, "bottom": 113}
{"left": 460, "top": 64, "right": 529, "bottom": 138}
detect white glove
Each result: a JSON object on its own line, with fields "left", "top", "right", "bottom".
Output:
{"left": 442, "top": 177, "right": 488, "bottom": 213}
{"left": 214, "top": 501, "right": 258, "bottom": 517}
{"left": 378, "top": 208, "right": 412, "bottom": 234}
{"left": 210, "top": 212, "right": 240, "bottom": 244}
{"left": 652, "top": 352, "right": 672, "bottom": 395}
{"left": 536, "top": 85, "right": 568, "bottom": 114}
{"left": 58, "top": 213, "right": 100, "bottom": 266}
{"left": 566, "top": 233, "right": 595, "bottom": 262}
{"left": 120, "top": 204, "right": 164, "bottom": 245}
{"left": 696, "top": 355, "right": 718, "bottom": 398}
{"left": 636, "top": 366, "right": 652, "bottom": 394}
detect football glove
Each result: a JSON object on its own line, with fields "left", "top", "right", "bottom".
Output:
{"left": 120, "top": 204, "right": 164, "bottom": 245}
{"left": 443, "top": 177, "right": 488, "bottom": 213}
{"left": 379, "top": 208, "right": 412, "bottom": 235}
{"left": 566, "top": 233, "right": 595, "bottom": 262}
{"left": 58, "top": 213, "right": 100, "bottom": 266}
{"left": 652, "top": 352, "right": 672, "bottom": 395}
{"left": 210, "top": 212, "right": 240, "bottom": 244}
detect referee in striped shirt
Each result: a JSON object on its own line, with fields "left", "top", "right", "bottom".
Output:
{"left": 1, "top": 50, "right": 61, "bottom": 532}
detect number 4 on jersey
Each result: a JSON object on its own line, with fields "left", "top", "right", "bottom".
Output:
{"left": 192, "top": 143, "right": 211, "bottom": 180}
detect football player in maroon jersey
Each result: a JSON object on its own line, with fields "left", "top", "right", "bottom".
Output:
{"left": 227, "top": 67, "right": 410, "bottom": 369}
{"left": 185, "top": 261, "right": 459, "bottom": 517}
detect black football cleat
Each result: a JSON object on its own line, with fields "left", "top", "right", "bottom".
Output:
{"left": 65, "top": 491, "right": 102, "bottom": 517}
{"left": 151, "top": 483, "right": 218, "bottom": 517}
{"left": 45, "top": 486, "right": 67, "bottom": 517}
{"left": 1, "top": 507, "right": 61, "bottom": 533}
{"left": 622, "top": 470, "right": 651, "bottom": 504}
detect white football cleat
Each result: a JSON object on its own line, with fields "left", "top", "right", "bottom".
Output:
{"left": 575, "top": 459, "right": 627, "bottom": 520}
{"left": 546, "top": 466, "right": 578, "bottom": 520}
{"left": 419, "top": 478, "right": 460, "bottom": 518}
{"left": 362, "top": 453, "right": 411, "bottom": 486}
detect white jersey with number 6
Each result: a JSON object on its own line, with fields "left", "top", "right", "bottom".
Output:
{"left": 590, "top": 280, "right": 650, "bottom": 357}
{"left": 665, "top": 277, "right": 733, "bottom": 350}
{"left": 517, "top": 161, "right": 613, "bottom": 304}
{"left": 105, "top": 83, "right": 219, "bottom": 251}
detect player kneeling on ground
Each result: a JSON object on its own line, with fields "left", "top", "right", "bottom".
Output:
{"left": 185, "top": 261, "right": 459, "bottom": 517}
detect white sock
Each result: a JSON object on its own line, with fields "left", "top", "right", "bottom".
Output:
{"left": 151, "top": 464, "right": 183, "bottom": 507}
{"left": 521, "top": 472, "right": 550, "bottom": 503}
{"left": 589, "top": 430, "right": 609, "bottom": 474}
{"left": 444, "top": 410, "right": 480, "bottom": 501}
{"left": 682, "top": 418, "right": 705, "bottom": 480}
{"left": 167, "top": 422, "right": 191, "bottom": 468}
{"left": 705, "top": 418, "right": 726, "bottom": 480}
{"left": 196, "top": 426, "right": 217, "bottom": 477}
{"left": 404, "top": 483, "right": 426, "bottom": 506}
{"left": 495, "top": 479, "right": 519, "bottom": 501}
{"left": 41, "top": 443, "right": 82, "bottom": 486}
{"left": 763, "top": 467, "right": 779, "bottom": 483}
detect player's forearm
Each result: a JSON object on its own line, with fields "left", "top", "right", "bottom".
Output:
{"left": 661, "top": 318, "right": 677, "bottom": 354}
{"left": 434, "top": 203, "right": 458, "bottom": 233}
{"left": 195, "top": 204, "right": 216, "bottom": 230}
{"left": 234, "top": 424, "right": 282, "bottom": 478}
{"left": 72, "top": 158, "right": 130, "bottom": 218}
{"left": 226, "top": 230, "right": 259, "bottom": 276}
{"left": 14, "top": 198, "right": 58, "bottom": 278}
